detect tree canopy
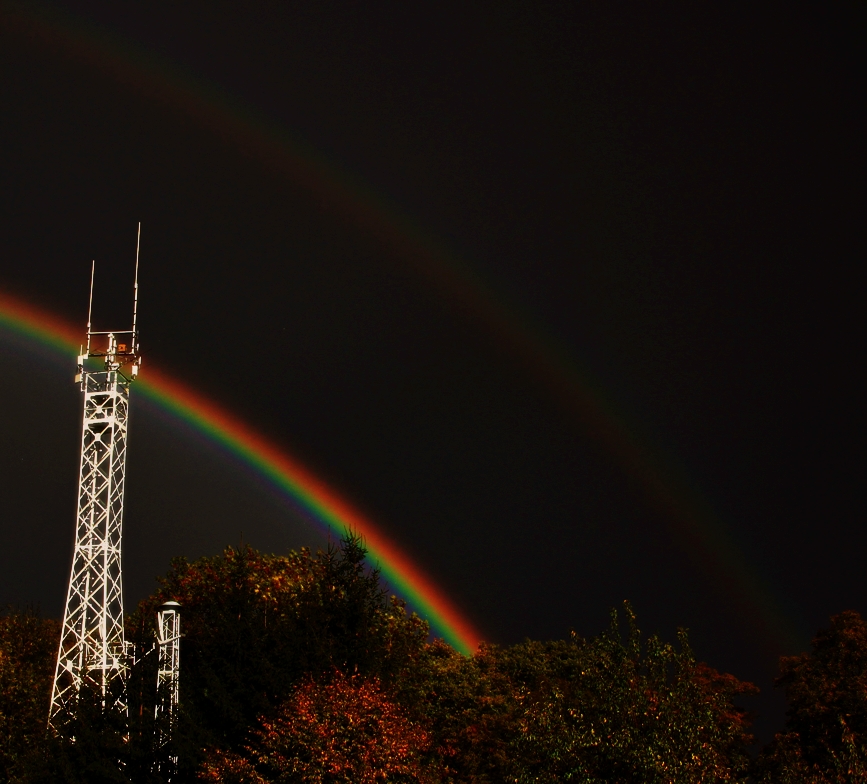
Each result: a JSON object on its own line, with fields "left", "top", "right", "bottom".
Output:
{"left": 408, "top": 606, "right": 757, "bottom": 783}
{"left": 0, "top": 608, "right": 59, "bottom": 783}
{"left": 1, "top": 538, "right": 864, "bottom": 784}
{"left": 131, "top": 534, "right": 430, "bottom": 777}
{"left": 755, "top": 610, "right": 867, "bottom": 783}
{"left": 200, "top": 670, "right": 437, "bottom": 784}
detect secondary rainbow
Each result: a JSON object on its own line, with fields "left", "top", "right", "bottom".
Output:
{"left": 0, "top": 291, "right": 482, "bottom": 656}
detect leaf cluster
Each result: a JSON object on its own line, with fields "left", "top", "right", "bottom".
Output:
{"left": 754, "top": 610, "right": 867, "bottom": 783}
{"left": 0, "top": 607, "right": 59, "bottom": 783}
{"left": 127, "top": 533, "right": 430, "bottom": 778}
{"left": 409, "top": 603, "right": 757, "bottom": 783}
{"left": 201, "top": 670, "right": 438, "bottom": 784}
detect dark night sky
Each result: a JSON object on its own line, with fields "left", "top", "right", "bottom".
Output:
{"left": 0, "top": 1, "right": 862, "bottom": 742}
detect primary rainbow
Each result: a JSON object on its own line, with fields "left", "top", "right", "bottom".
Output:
{"left": 0, "top": 291, "right": 482, "bottom": 656}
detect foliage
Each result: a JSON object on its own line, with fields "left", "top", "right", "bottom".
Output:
{"left": 1, "top": 609, "right": 165, "bottom": 784}
{"left": 15, "top": 547, "right": 867, "bottom": 784}
{"left": 409, "top": 603, "right": 757, "bottom": 783}
{"left": 754, "top": 610, "right": 867, "bottom": 783}
{"left": 129, "top": 533, "right": 430, "bottom": 778}
{"left": 408, "top": 639, "right": 522, "bottom": 783}
{"left": 506, "top": 605, "right": 757, "bottom": 783}
{"left": 0, "top": 608, "right": 59, "bottom": 783}
{"left": 200, "top": 670, "right": 439, "bottom": 783}
{"left": 22, "top": 679, "right": 134, "bottom": 784}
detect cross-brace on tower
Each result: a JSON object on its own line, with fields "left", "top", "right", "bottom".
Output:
{"left": 49, "top": 229, "right": 142, "bottom": 729}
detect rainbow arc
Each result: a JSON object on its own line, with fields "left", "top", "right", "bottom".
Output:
{"left": 0, "top": 0, "right": 805, "bottom": 656}
{"left": 0, "top": 291, "right": 482, "bottom": 656}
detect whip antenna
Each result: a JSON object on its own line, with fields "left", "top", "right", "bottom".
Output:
{"left": 132, "top": 222, "right": 140, "bottom": 341}
{"left": 86, "top": 260, "right": 95, "bottom": 355}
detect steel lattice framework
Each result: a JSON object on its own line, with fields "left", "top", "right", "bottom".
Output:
{"left": 50, "top": 242, "right": 142, "bottom": 730}
{"left": 155, "top": 601, "right": 181, "bottom": 776}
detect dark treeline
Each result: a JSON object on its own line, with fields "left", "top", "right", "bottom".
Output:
{"left": 1, "top": 535, "right": 865, "bottom": 783}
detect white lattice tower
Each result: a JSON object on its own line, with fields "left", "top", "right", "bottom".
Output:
{"left": 155, "top": 601, "right": 181, "bottom": 776}
{"left": 50, "top": 234, "right": 142, "bottom": 730}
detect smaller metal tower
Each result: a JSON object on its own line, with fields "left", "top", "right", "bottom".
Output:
{"left": 155, "top": 601, "right": 181, "bottom": 777}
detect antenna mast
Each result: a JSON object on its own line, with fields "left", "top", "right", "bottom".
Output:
{"left": 86, "top": 260, "right": 94, "bottom": 355}
{"left": 50, "top": 226, "right": 143, "bottom": 730}
{"left": 132, "top": 222, "right": 140, "bottom": 342}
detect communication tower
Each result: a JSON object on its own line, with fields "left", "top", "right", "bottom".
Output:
{"left": 49, "top": 226, "right": 142, "bottom": 728}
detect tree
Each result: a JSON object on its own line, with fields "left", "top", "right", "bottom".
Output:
{"left": 1, "top": 608, "right": 162, "bottom": 784}
{"left": 22, "top": 679, "right": 135, "bottom": 784}
{"left": 408, "top": 603, "right": 757, "bottom": 783}
{"left": 754, "top": 610, "right": 867, "bottom": 783}
{"left": 0, "top": 608, "right": 59, "bottom": 783}
{"left": 200, "top": 670, "right": 439, "bottom": 783}
{"left": 406, "top": 639, "right": 524, "bottom": 783}
{"left": 509, "top": 606, "right": 756, "bottom": 783}
{"left": 1, "top": 550, "right": 768, "bottom": 783}
{"left": 129, "top": 534, "right": 430, "bottom": 778}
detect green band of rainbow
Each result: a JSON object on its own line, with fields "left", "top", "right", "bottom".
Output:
{"left": 0, "top": 291, "right": 482, "bottom": 655}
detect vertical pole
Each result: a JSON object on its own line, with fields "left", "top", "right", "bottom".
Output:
{"left": 86, "top": 260, "right": 94, "bottom": 355}
{"left": 132, "top": 223, "right": 140, "bottom": 340}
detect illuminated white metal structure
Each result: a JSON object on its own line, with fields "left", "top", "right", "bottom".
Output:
{"left": 49, "top": 226, "right": 142, "bottom": 729}
{"left": 155, "top": 601, "right": 181, "bottom": 775}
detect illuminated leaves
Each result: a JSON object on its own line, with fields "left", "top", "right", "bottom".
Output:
{"left": 412, "top": 604, "right": 758, "bottom": 783}
{"left": 129, "top": 534, "right": 431, "bottom": 775}
{"left": 507, "top": 607, "right": 757, "bottom": 782}
{"left": 6, "top": 539, "right": 862, "bottom": 784}
{"left": 200, "top": 671, "right": 438, "bottom": 784}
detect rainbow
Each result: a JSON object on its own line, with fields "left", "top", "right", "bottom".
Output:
{"left": 0, "top": 291, "right": 482, "bottom": 656}
{"left": 0, "top": 2, "right": 806, "bottom": 656}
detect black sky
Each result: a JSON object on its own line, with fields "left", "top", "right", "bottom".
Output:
{"left": 0, "top": 1, "right": 862, "bottom": 742}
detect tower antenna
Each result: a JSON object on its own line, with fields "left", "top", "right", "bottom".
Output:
{"left": 86, "top": 260, "right": 95, "bottom": 355}
{"left": 132, "top": 222, "right": 140, "bottom": 341}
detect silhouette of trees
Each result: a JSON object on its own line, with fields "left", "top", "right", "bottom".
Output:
{"left": 0, "top": 608, "right": 58, "bottom": 783}
{"left": 23, "top": 679, "right": 135, "bottom": 784}
{"left": 754, "top": 610, "right": 867, "bottom": 783}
